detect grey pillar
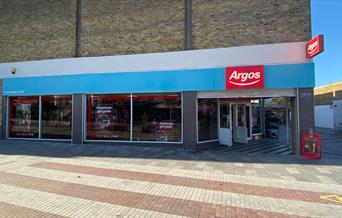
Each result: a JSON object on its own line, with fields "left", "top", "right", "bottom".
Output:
{"left": 298, "top": 88, "right": 315, "bottom": 133}
{"left": 291, "top": 97, "right": 298, "bottom": 154}
{"left": 72, "top": 94, "right": 84, "bottom": 144}
{"left": 260, "top": 98, "right": 265, "bottom": 137}
{"left": 183, "top": 91, "right": 197, "bottom": 149}
{"left": 1, "top": 96, "right": 7, "bottom": 139}
{"left": 293, "top": 88, "right": 315, "bottom": 155}
{"left": 184, "top": 0, "right": 192, "bottom": 50}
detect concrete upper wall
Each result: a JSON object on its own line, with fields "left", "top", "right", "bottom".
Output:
{"left": 0, "top": 0, "right": 311, "bottom": 63}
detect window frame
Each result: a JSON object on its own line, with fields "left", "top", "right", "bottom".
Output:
{"left": 40, "top": 95, "right": 73, "bottom": 140}
{"left": 85, "top": 94, "right": 131, "bottom": 141}
{"left": 84, "top": 92, "right": 183, "bottom": 144}
{"left": 7, "top": 93, "right": 183, "bottom": 144}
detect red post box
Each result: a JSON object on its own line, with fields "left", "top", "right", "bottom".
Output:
{"left": 301, "top": 133, "right": 321, "bottom": 159}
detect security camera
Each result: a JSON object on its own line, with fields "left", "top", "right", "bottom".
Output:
{"left": 11, "top": 67, "right": 16, "bottom": 75}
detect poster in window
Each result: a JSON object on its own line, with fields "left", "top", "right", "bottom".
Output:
{"left": 10, "top": 97, "right": 39, "bottom": 138}
{"left": 16, "top": 103, "right": 32, "bottom": 133}
{"left": 95, "top": 104, "right": 113, "bottom": 130}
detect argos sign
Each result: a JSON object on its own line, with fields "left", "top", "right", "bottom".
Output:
{"left": 306, "top": 35, "right": 324, "bottom": 58}
{"left": 226, "top": 65, "right": 264, "bottom": 89}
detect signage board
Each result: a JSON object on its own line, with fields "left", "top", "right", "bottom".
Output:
{"left": 226, "top": 65, "right": 264, "bottom": 89}
{"left": 306, "top": 35, "right": 324, "bottom": 58}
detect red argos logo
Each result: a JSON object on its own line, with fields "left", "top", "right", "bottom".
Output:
{"left": 226, "top": 65, "right": 264, "bottom": 89}
{"left": 307, "top": 40, "right": 319, "bottom": 56}
{"left": 306, "top": 35, "right": 324, "bottom": 59}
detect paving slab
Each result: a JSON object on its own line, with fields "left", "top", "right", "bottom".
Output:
{"left": 0, "top": 129, "right": 341, "bottom": 217}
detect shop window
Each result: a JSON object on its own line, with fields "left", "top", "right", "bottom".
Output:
{"left": 41, "top": 96, "right": 72, "bottom": 139}
{"left": 87, "top": 95, "right": 130, "bottom": 140}
{"left": 9, "top": 96, "right": 39, "bottom": 138}
{"left": 132, "top": 93, "right": 181, "bottom": 142}
{"left": 198, "top": 99, "right": 218, "bottom": 141}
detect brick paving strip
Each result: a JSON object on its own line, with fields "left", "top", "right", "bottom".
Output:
{"left": 0, "top": 171, "right": 302, "bottom": 218}
{"left": 31, "top": 161, "right": 339, "bottom": 206}
{"left": 9, "top": 165, "right": 342, "bottom": 217}
{"left": 0, "top": 201, "right": 64, "bottom": 218}
{"left": 54, "top": 158, "right": 342, "bottom": 194}
{"left": 0, "top": 183, "right": 184, "bottom": 218}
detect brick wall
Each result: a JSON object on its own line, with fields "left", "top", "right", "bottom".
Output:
{"left": 192, "top": 0, "right": 311, "bottom": 49}
{"left": 0, "top": 0, "right": 76, "bottom": 63}
{"left": 0, "top": 0, "right": 311, "bottom": 63}
{"left": 80, "top": 0, "right": 184, "bottom": 56}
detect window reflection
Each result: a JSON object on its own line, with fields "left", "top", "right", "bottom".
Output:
{"left": 198, "top": 99, "right": 218, "bottom": 141}
{"left": 252, "top": 103, "right": 261, "bottom": 134}
{"left": 41, "top": 96, "right": 72, "bottom": 139}
{"left": 220, "top": 103, "right": 230, "bottom": 128}
{"left": 237, "top": 104, "right": 246, "bottom": 127}
{"left": 87, "top": 95, "right": 130, "bottom": 140}
{"left": 132, "top": 93, "right": 181, "bottom": 142}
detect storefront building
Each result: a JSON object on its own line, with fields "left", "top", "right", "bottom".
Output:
{"left": 0, "top": 0, "right": 314, "bottom": 154}
{"left": 0, "top": 41, "right": 314, "bottom": 153}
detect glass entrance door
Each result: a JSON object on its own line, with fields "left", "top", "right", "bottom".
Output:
{"left": 219, "top": 101, "right": 252, "bottom": 146}
{"left": 233, "top": 103, "right": 252, "bottom": 144}
{"left": 218, "top": 102, "right": 232, "bottom": 146}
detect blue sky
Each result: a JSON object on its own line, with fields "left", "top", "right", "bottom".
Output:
{"left": 311, "top": 0, "right": 342, "bottom": 87}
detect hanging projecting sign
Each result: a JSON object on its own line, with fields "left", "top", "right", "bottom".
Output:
{"left": 306, "top": 34, "right": 324, "bottom": 58}
{"left": 226, "top": 65, "right": 264, "bottom": 89}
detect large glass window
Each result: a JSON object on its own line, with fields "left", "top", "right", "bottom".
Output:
{"left": 41, "top": 96, "right": 72, "bottom": 139}
{"left": 198, "top": 99, "right": 218, "bottom": 141}
{"left": 9, "top": 96, "right": 39, "bottom": 138}
{"left": 133, "top": 93, "right": 181, "bottom": 142}
{"left": 87, "top": 95, "right": 130, "bottom": 140}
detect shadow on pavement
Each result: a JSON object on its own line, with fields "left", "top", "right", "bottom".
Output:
{"left": 0, "top": 128, "right": 341, "bottom": 166}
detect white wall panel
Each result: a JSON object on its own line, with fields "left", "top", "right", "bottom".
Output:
{"left": 314, "top": 105, "right": 334, "bottom": 129}
{"left": 333, "top": 100, "right": 342, "bottom": 130}
{"left": 0, "top": 42, "right": 309, "bottom": 78}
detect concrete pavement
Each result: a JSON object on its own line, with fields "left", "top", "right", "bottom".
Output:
{"left": 0, "top": 129, "right": 341, "bottom": 217}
